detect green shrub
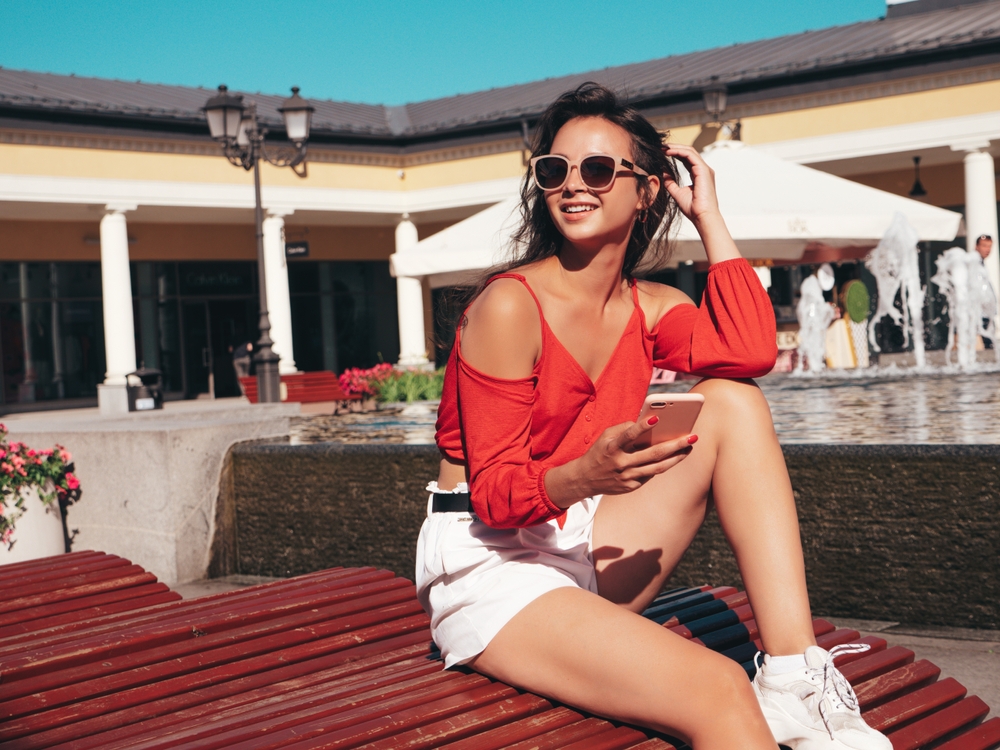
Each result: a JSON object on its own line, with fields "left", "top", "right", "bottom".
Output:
{"left": 373, "top": 368, "right": 445, "bottom": 403}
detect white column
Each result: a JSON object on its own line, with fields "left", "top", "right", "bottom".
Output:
{"left": 98, "top": 204, "right": 138, "bottom": 415}
{"left": 395, "top": 214, "right": 429, "bottom": 367}
{"left": 962, "top": 149, "right": 1000, "bottom": 307}
{"left": 262, "top": 210, "right": 297, "bottom": 375}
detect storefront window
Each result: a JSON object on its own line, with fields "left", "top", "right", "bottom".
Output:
{"left": 0, "top": 262, "right": 106, "bottom": 404}
{"left": 289, "top": 260, "right": 399, "bottom": 373}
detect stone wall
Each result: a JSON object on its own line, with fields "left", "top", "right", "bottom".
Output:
{"left": 5, "top": 400, "right": 297, "bottom": 586}
{"left": 222, "top": 442, "right": 1000, "bottom": 629}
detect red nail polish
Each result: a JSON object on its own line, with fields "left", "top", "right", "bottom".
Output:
{"left": 687, "top": 434, "right": 699, "bottom": 444}
{"left": 647, "top": 415, "right": 659, "bottom": 426}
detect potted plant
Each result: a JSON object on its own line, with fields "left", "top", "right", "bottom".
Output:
{"left": 0, "top": 424, "right": 82, "bottom": 564}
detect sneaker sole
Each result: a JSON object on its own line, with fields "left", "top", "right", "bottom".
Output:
{"left": 758, "top": 702, "right": 856, "bottom": 750}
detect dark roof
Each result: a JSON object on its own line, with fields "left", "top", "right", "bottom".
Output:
{"left": 2, "top": 1, "right": 999, "bottom": 143}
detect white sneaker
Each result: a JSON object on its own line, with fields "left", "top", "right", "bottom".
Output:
{"left": 752, "top": 644, "right": 892, "bottom": 750}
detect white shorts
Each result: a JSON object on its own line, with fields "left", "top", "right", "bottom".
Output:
{"left": 415, "top": 483, "right": 602, "bottom": 668}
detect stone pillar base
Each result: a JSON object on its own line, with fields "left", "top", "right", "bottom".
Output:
{"left": 98, "top": 384, "right": 130, "bottom": 416}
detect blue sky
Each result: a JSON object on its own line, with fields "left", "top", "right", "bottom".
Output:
{"left": 2, "top": 1, "right": 887, "bottom": 105}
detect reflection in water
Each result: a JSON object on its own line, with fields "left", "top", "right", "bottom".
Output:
{"left": 289, "top": 370, "right": 1000, "bottom": 446}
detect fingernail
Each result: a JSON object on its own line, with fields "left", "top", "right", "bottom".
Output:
{"left": 687, "top": 434, "right": 698, "bottom": 444}
{"left": 647, "top": 416, "right": 659, "bottom": 426}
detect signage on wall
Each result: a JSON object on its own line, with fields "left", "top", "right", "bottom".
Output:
{"left": 285, "top": 241, "right": 310, "bottom": 259}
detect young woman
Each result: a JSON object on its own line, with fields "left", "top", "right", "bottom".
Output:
{"left": 416, "top": 83, "right": 889, "bottom": 750}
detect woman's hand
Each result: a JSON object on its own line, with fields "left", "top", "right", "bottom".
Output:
{"left": 661, "top": 142, "right": 741, "bottom": 265}
{"left": 545, "top": 418, "right": 696, "bottom": 506}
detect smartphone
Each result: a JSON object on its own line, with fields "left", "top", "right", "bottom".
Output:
{"left": 631, "top": 393, "right": 704, "bottom": 450}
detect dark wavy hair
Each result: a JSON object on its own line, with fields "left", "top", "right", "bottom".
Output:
{"left": 510, "top": 82, "right": 679, "bottom": 278}
{"left": 433, "top": 82, "right": 679, "bottom": 359}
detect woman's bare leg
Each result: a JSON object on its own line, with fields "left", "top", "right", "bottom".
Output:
{"left": 472, "top": 587, "right": 779, "bottom": 749}
{"left": 592, "top": 377, "right": 815, "bottom": 656}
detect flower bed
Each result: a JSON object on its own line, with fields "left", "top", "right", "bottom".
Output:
{"left": 0, "top": 424, "right": 81, "bottom": 551}
{"left": 338, "top": 364, "right": 444, "bottom": 404}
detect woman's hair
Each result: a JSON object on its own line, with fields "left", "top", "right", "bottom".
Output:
{"left": 433, "top": 82, "right": 679, "bottom": 360}
{"left": 509, "top": 82, "right": 678, "bottom": 278}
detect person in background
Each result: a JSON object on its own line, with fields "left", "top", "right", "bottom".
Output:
{"left": 975, "top": 234, "right": 995, "bottom": 348}
{"left": 232, "top": 341, "right": 254, "bottom": 391}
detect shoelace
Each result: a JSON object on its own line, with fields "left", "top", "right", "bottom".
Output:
{"left": 817, "top": 643, "right": 871, "bottom": 739}
{"left": 752, "top": 643, "right": 872, "bottom": 741}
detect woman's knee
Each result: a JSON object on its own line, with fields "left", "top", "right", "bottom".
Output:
{"left": 690, "top": 377, "right": 774, "bottom": 435}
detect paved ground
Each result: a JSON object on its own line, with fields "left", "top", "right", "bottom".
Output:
{"left": 831, "top": 617, "right": 1000, "bottom": 721}
{"left": 175, "top": 578, "right": 999, "bottom": 720}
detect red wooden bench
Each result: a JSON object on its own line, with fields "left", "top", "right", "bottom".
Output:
{"left": 2, "top": 553, "right": 997, "bottom": 749}
{"left": 240, "top": 371, "right": 361, "bottom": 414}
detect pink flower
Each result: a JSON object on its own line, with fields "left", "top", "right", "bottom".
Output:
{"left": 26, "top": 449, "right": 34, "bottom": 457}
{"left": 58, "top": 448, "right": 72, "bottom": 464}
{"left": 65, "top": 473, "right": 80, "bottom": 490}
{"left": 0, "top": 449, "right": 6, "bottom": 459}
{"left": 1, "top": 463, "right": 11, "bottom": 474}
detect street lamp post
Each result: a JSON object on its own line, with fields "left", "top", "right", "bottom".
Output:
{"left": 202, "top": 84, "right": 315, "bottom": 403}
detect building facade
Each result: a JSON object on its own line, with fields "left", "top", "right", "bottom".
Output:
{"left": 1, "top": 0, "right": 998, "bottom": 410}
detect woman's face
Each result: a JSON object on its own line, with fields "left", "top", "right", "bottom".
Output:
{"left": 543, "top": 116, "right": 654, "bottom": 253}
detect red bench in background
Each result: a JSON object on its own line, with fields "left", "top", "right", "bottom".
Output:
{"left": 3, "top": 552, "right": 998, "bottom": 749}
{"left": 239, "top": 371, "right": 361, "bottom": 414}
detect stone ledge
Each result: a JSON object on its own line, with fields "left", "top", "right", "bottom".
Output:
{"left": 221, "top": 442, "right": 1000, "bottom": 629}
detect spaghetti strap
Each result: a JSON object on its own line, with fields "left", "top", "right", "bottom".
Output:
{"left": 485, "top": 273, "right": 547, "bottom": 325}
{"left": 628, "top": 277, "right": 641, "bottom": 307}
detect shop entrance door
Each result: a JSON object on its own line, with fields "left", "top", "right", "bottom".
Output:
{"left": 181, "top": 300, "right": 255, "bottom": 399}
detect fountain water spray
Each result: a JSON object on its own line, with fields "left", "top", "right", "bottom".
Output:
{"left": 795, "top": 274, "right": 835, "bottom": 373}
{"left": 865, "top": 212, "right": 926, "bottom": 367}
{"left": 931, "top": 248, "right": 999, "bottom": 368}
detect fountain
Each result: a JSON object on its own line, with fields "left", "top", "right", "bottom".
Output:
{"left": 865, "top": 212, "right": 927, "bottom": 368}
{"left": 794, "top": 274, "right": 835, "bottom": 373}
{"left": 931, "top": 247, "right": 1000, "bottom": 369}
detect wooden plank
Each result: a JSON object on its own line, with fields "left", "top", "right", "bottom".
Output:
{"left": 503, "top": 719, "right": 619, "bottom": 750}
{"left": 0, "top": 555, "right": 131, "bottom": 592}
{"left": 886, "top": 697, "right": 990, "bottom": 750}
{"left": 863, "top": 677, "right": 966, "bottom": 733}
{"left": 170, "top": 680, "right": 511, "bottom": 750}
{"left": 0, "top": 585, "right": 178, "bottom": 639}
{"left": 0, "top": 572, "right": 157, "bottom": 616}
{"left": 0, "top": 564, "right": 150, "bottom": 604}
{"left": 854, "top": 660, "right": 941, "bottom": 711}
{"left": 0, "top": 571, "right": 404, "bottom": 679}
{"left": 436, "top": 706, "right": 584, "bottom": 750}
{"left": 0, "top": 610, "right": 431, "bottom": 742}
{"left": 101, "top": 670, "right": 483, "bottom": 750}
{"left": 557, "top": 726, "right": 653, "bottom": 750}
{"left": 354, "top": 693, "right": 553, "bottom": 750}
{"left": 840, "top": 646, "right": 916, "bottom": 687}
{"left": 30, "top": 635, "right": 433, "bottom": 750}
{"left": 934, "top": 717, "right": 1000, "bottom": 750}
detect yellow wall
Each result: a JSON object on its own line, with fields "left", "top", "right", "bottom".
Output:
{"left": 849, "top": 162, "right": 969, "bottom": 207}
{"left": 740, "top": 77, "right": 1000, "bottom": 145}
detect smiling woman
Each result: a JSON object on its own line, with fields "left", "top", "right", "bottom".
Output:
{"left": 413, "top": 83, "right": 892, "bottom": 750}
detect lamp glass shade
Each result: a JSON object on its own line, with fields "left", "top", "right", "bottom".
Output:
{"left": 279, "top": 87, "right": 315, "bottom": 142}
{"left": 703, "top": 87, "right": 727, "bottom": 119}
{"left": 203, "top": 85, "right": 245, "bottom": 140}
{"left": 236, "top": 116, "right": 251, "bottom": 147}
{"left": 283, "top": 109, "right": 311, "bottom": 142}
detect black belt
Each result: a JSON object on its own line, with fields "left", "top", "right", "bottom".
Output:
{"left": 432, "top": 492, "right": 473, "bottom": 513}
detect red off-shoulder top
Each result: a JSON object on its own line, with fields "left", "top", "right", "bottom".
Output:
{"left": 435, "top": 257, "right": 777, "bottom": 529}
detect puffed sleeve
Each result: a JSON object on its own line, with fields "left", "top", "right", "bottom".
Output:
{"left": 456, "top": 357, "right": 565, "bottom": 529}
{"left": 652, "top": 258, "right": 777, "bottom": 377}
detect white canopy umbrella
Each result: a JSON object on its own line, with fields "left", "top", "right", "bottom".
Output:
{"left": 666, "top": 139, "right": 961, "bottom": 264}
{"left": 391, "top": 140, "right": 962, "bottom": 287}
{"left": 390, "top": 197, "right": 521, "bottom": 288}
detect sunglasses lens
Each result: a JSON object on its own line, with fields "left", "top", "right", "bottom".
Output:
{"left": 534, "top": 157, "right": 568, "bottom": 190}
{"left": 580, "top": 156, "right": 617, "bottom": 188}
